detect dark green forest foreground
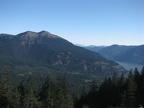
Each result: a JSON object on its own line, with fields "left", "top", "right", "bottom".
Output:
{"left": 75, "top": 67, "right": 144, "bottom": 108}
{"left": 0, "top": 66, "right": 144, "bottom": 108}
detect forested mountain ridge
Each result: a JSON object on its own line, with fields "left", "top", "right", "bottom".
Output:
{"left": 0, "top": 31, "right": 125, "bottom": 75}
{"left": 85, "top": 44, "right": 144, "bottom": 65}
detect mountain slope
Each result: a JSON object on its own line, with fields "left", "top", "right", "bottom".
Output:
{"left": 115, "top": 45, "right": 144, "bottom": 64}
{"left": 85, "top": 44, "right": 144, "bottom": 65}
{"left": 0, "top": 31, "right": 126, "bottom": 75}
{"left": 98, "top": 45, "right": 136, "bottom": 60}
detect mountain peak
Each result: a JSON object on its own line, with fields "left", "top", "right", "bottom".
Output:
{"left": 18, "top": 31, "right": 38, "bottom": 39}
{"left": 38, "top": 31, "right": 61, "bottom": 38}
{"left": 23, "top": 31, "right": 37, "bottom": 35}
{"left": 17, "top": 30, "right": 62, "bottom": 40}
{"left": 38, "top": 30, "right": 50, "bottom": 34}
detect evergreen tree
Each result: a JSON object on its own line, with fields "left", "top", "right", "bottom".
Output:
{"left": 125, "top": 71, "right": 137, "bottom": 107}
{"left": 81, "top": 85, "right": 88, "bottom": 98}
{"left": 90, "top": 79, "right": 98, "bottom": 93}
{"left": 39, "top": 76, "right": 55, "bottom": 108}
{"left": 24, "top": 76, "right": 40, "bottom": 108}
{"left": 134, "top": 68, "right": 140, "bottom": 84}
{"left": 87, "top": 79, "right": 98, "bottom": 108}
{"left": 133, "top": 68, "right": 141, "bottom": 105}
{"left": 112, "top": 72, "right": 118, "bottom": 87}
{"left": 0, "top": 66, "right": 15, "bottom": 108}
{"left": 121, "top": 90, "right": 126, "bottom": 107}
{"left": 99, "top": 78, "right": 115, "bottom": 107}
{"left": 141, "top": 66, "right": 144, "bottom": 76}
{"left": 111, "top": 72, "right": 122, "bottom": 106}
{"left": 117, "top": 74, "right": 126, "bottom": 106}
{"left": 18, "top": 81, "right": 25, "bottom": 108}
{"left": 118, "top": 74, "right": 125, "bottom": 91}
{"left": 139, "top": 67, "right": 144, "bottom": 106}
{"left": 55, "top": 76, "right": 74, "bottom": 108}
{"left": 12, "top": 86, "right": 20, "bottom": 108}
{"left": 62, "top": 77, "right": 74, "bottom": 108}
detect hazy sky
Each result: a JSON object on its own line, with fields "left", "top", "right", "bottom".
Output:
{"left": 0, "top": 0, "right": 144, "bottom": 45}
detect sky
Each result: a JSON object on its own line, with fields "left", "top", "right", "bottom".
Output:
{"left": 0, "top": 0, "right": 144, "bottom": 46}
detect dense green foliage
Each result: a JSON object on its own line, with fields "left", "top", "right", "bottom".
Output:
{"left": 75, "top": 67, "right": 144, "bottom": 108}
{"left": 0, "top": 66, "right": 74, "bottom": 108}
{"left": 0, "top": 66, "right": 144, "bottom": 108}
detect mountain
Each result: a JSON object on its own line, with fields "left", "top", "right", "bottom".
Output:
{"left": 114, "top": 45, "right": 144, "bottom": 65}
{"left": 84, "top": 45, "right": 107, "bottom": 52}
{"left": 85, "top": 44, "right": 144, "bottom": 65}
{"left": 98, "top": 44, "right": 136, "bottom": 60}
{"left": 0, "top": 31, "right": 126, "bottom": 76}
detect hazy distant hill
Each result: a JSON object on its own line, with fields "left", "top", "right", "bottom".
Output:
{"left": 98, "top": 44, "right": 136, "bottom": 60}
{"left": 0, "top": 31, "right": 125, "bottom": 75}
{"left": 85, "top": 44, "right": 144, "bottom": 65}
{"left": 84, "top": 45, "right": 106, "bottom": 52}
{"left": 114, "top": 45, "right": 144, "bottom": 65}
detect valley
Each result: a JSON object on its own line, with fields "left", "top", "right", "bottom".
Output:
{"left": 84, "top": 44, "right": 144, "bottom": 71}
{"left": 1, "top": 0, "right": 143, "bottom": 107}
{"left": 0, "top": 31, "right": 143, "bottom": 108}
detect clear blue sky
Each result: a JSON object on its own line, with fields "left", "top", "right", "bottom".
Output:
{"left": 0, "top": 0, "right": 144, "bottom": 45}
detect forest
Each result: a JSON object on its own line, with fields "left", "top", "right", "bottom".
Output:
{"left": 0, "top": 66, "right": 144, "bottom": 108}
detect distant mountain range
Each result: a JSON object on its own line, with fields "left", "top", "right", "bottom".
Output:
{"left": 84, "top": 44, "right": 144, "bottom": 65}
{"left": 84, "top": 45, "right": 107, "bottom": 52}
{"left": 0, "top": 31, "right": 125, "bottom": 76}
